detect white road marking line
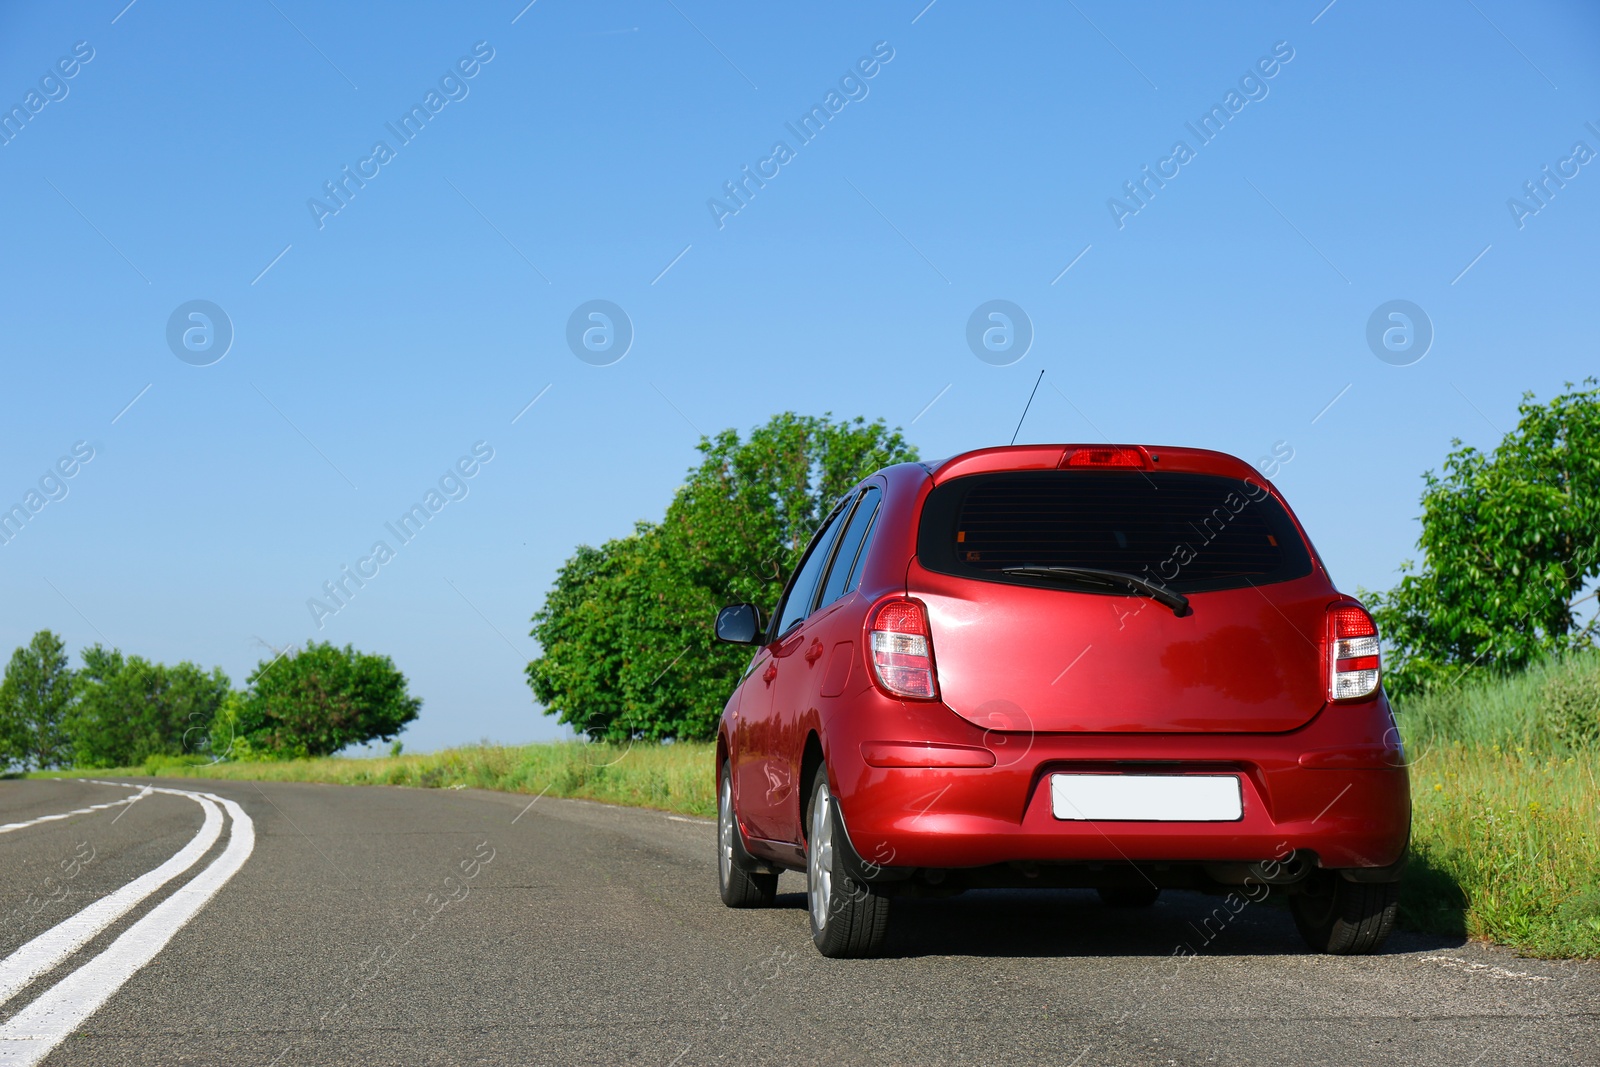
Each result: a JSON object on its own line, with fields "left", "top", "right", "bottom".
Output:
{"left": 107, "top": 787, "right": 150, "bottom": 826}
{"left": 665, "top": 815, "right": 713, "bottom": 825}
{"left": 1419, "top": 955, "right": 1553, "bottom": 982}
{"left": 0, "top": 791, "right": 147, "bottom": 835}
{"left": 0, "top": 790, "right": 220, "bottom": 1008}
{"left": 0, "top": 790, "right": 255, "bottom": 1066}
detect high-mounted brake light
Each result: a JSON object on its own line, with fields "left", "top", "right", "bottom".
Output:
{"left": 868, "top": 598, "right": 939, "bottom": 700}
{"left": 1327, "top": 604, "right": 1381, "bottom": 701}
{"left": 1063, "top": 447, "right": 1146, "bottom": 469}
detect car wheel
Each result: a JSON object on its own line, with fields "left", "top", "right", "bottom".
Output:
{"left": 718, "top": 764, "right": 777, "bottom": 908}
{"left": 805, "top": 765, "right": 891, "bottom": 958}
{"left": 1098, "top": 885, "right": 1161, "bottom": 908}
{"left": 1290, "top": 873, "right": 1400, "bottom": 954}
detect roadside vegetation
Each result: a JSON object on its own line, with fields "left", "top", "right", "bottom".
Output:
{"left": 0, "top": 639, "right": 419, "bottom": 771}
{"left": 1370, "top": 382, "right": 1600, "bottom": 957}
{"left": 34, "top": 740, "right": 719, "bottom": 818}
{"left": 1396, "top": 650, "right": 1600, "bottom": 958}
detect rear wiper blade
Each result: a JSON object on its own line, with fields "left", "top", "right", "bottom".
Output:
{"left": 1000, "top": 566, "right": 1192, "bottom": 617}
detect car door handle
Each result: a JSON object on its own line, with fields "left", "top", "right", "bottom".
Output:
{"left": 762, "top": 662, "right": 778, "bottom": 686}
{"left": 804, "top": 638, "right": 825, "bottom": 666}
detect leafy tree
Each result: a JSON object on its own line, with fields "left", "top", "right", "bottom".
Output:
{"left": 663, "top": 412, "right": 915, "bottom": 607}
{"left": 0, "top": 630, "right": 75, "bottom": 770}
{"left": 66, "top": 647, "right": 231, "bottom": 768}
{"left": 230, "top": 642, "right": 420, "bottom": 758}
{"left": 526, "top": 531, "right": 655, "bottom": 742}
{"left": 1367, "top": 381, "right": 1600, "bottom": 698}
{"left": 206, "top": 690, "right": 255, "bottom": 762}
{"left": 528, "top": 412, "right": 917, "bottom": 741}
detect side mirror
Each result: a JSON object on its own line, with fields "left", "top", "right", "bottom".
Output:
{"left": 715, "top": 603, "right": 764, "bottom": 645}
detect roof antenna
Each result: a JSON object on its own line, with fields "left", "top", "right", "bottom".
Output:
{"left": 1010, "top": 369, "right": 1044, "bottom": 445}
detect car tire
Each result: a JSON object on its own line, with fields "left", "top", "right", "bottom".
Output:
{"left": 1098, "top": 885, "right": 1161, "bottom": 908}
{"left": 806, "top": 765, "right": 891, "bottom": 958}
{"left": 1290, "top": 873, "right": 1400, "bottom": 954}
{"left": 718, "top": 764, "right": 777, "bottom": 908}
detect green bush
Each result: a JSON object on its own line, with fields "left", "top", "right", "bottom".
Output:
{"left": 1538, "top": 650, "right": 1600, "bottom": 747}
{"left": 67, "top": 647, "right": 230, "bottom": 768}
{"left": 229, "top": 642, "right": 420, "bottom": 758}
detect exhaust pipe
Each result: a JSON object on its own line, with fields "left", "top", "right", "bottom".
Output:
{"left": 1204, "top": 850, "right": 1315, "bottom": 887}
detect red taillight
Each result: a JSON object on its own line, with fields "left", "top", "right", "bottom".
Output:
{"left": 1327, "top": 603, "right": 1380, "bottom": 702}
{"left": 1063, "top": 447, "right": 1146, "bottom": 469}
{"left": 868, "top": 598, "right": 938, "bottom": 700}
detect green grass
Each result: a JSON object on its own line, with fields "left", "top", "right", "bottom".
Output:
{"left": 36, "top": 741, "right": 718, "bottom": 818}
{"left": 1395, "top": 648, "right": 1600, "bottom": 751}
{"left": 32, "top": 651, "right": 1600, "bottom": 958}
{"left": 1396, "top": 648, "right": 1600, "bottom": 958}
{"left": 1404, "top": 744, "right": 1600, "bottom": 957}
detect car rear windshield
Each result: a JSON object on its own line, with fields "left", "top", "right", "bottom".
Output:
{"left": 917, "top": 471, "right": 1314, "bottom": 593}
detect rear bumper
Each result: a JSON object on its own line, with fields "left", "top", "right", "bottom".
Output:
{"left": 826, "top": 696, "right": 1411, "bottom": 875}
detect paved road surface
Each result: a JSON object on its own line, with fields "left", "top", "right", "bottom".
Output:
{"left": 0, "top": 777, "right": 1594, "bottom": 1066}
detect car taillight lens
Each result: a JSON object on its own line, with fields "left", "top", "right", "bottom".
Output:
{"left": 1062, "top": 446, "right": 1146, "bottom": 468}
{"left": 869, "top": 599, "right": 938, "bottom": 700}
{"left": 1327, "top": 603, "right": 1380, "bottom": 701}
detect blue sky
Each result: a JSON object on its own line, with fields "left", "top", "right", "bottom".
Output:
{"left": 1, "top": 1, "right": 1596, "bottom": 752}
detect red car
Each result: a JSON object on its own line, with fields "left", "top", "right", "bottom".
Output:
{"left": 713, "top": 444, "right": 1409, "bottom": 958}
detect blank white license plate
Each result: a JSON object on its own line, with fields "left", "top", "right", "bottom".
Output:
{"left": 1049, "top": 774, "right": 1243, "bottom": 822}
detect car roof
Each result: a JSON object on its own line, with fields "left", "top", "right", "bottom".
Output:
{"left": 921, "top": 444, "right": 1261, "bottom": 485}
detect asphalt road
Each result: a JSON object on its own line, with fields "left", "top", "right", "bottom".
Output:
{"left": 0, "top": 777, "right": 1594, "bottom": 1066}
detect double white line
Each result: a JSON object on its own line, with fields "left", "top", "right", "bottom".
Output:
{"left": 0, "top": 782, "right": 255, "bottom": 1066}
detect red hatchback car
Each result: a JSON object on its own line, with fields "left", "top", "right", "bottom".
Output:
{"left": 713, "top": 444, "right": 1409, "bottom": 958}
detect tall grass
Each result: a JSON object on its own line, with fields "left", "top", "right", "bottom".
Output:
{"left": 1396, "top": 649, "right": 1600, "bottom": 958}
{"left": 1396, "top": 649, "right": 1600, "bottom": 751}
{"left": 1405, "top": 744, "right": 1600, "bottom": 957}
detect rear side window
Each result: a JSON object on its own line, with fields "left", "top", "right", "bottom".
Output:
{"left": 771, "top": 497, "right": 855, "bottom": 636}
{"left": 917, "top": 471, "right": 1312, "bottom": 593}
{"left": 817, "top": 487, "right": 881, "bottom": 608}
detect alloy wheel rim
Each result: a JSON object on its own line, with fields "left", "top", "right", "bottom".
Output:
{"left": 718, "top": 777, "right": 734, "bottom": 889}
{"left": 809, "top": 782, "right": 833, "bottom": 929}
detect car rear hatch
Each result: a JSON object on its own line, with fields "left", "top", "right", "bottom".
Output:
{"left": 909, "top": 447, "right": 1332, "bottom": 734}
